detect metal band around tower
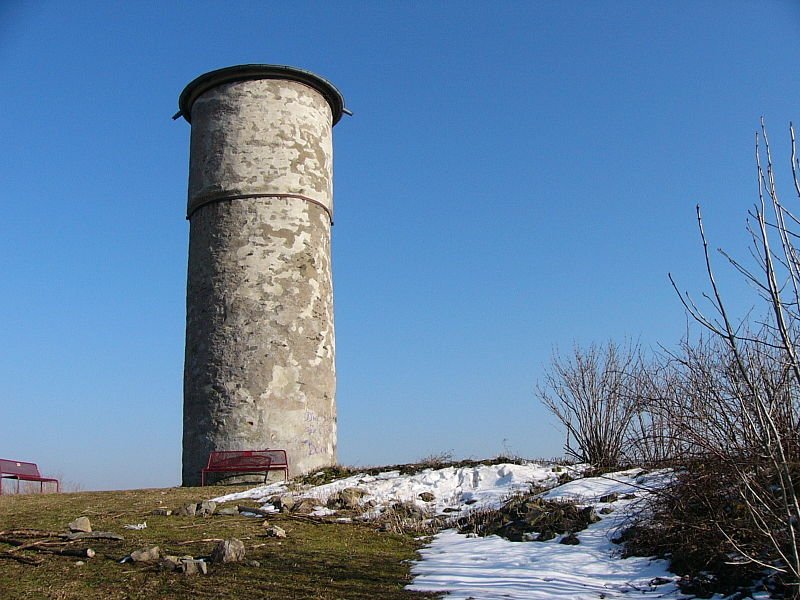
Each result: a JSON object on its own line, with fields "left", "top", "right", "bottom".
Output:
{"left": 187, "top": 192, "right": 334, "bottom": 224}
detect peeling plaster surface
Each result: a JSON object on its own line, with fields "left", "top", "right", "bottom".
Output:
{"left": 186, "top": 79, "right": 333, "bottom": 217}
{"left": 182, "top": 78, "right": 337, "bottom": 486}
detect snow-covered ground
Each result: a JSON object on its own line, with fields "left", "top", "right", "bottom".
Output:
{"left": 408, "top": 469, "right": 683, "bottom": 599}
{"left": 212, "top": 462, "right": 765, "bottom": 599}
{"left": 213, "top": 462, "right": 576, "bottom": 517}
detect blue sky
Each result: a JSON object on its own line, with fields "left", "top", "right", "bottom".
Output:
{"left": 2, "top": 2, "right": 800, "bottom": 490}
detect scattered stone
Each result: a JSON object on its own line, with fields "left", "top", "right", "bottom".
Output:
{"left": 217, "top": 507, "right": 238, "bottom": 516}
{"left": 622, "top": 493, "right": 636, "bottom": 500}
{"left": 599, "top": 507, "right": 615, "bottom": 515}
{"left": 292, "top": 498, "right": 320, "bottom": 515}
{"left": 325, "top": 494, "right": 341, "bottom": 509}
{"left": 598, "top": 493, "right": 619, "bottom": 503}
{"left": 458, "top": 496, "right": 600, "bottom": 542}
{"left": 339, "top": 487, "right": 367, "bottom": 509}
{"left": 583, "top": 507, "right": 601, "bottom": 524}
{"left": 650, "top": 577, "right": 672, "bottom": 586}
{"left": 68, "top": 517, "right": 92, "bottom": 533}
{"left": 211, "top": 538, "right": 246, "bottom": 563}
{"left": 174, "top": 503, "right": 198, "bottom": 517}
{"left": 160, "top": 555, "right": 182, "bottom": 571}
{"left": 197, "top": 500, "right": 217, "bottom": 517}
{"left": 130, "top": 546, "right": 161, "bottom": 563}
{"left": 557, "top": 474, "right": 571, "bottom": 486}
{"left": 151, "top": 508, "right": 172, "bottom": 516}
{"left": 442, "top": 507, "right": 460, "bottom": 513}
{"left": 74, "top": 561, "right": 85, "bottom": 566}
{"left": 560, "top": 533, "right": 580, "bottom": 545}
{"left": 275, "top": 495, "right": 295, "bottom": 512}
{"left": 180, "top": 558, "right": 208, "bottom": 575}
{"left": 418, "top": 492, "right": 435, "bottom": 503}
{"left": 326, "top": 487, "right": 366, "bottom": 510}
{"left": 263, "top": 525, "right": 286, "bottom": 538}
{"left": 246, "top": 560, "right": 261, "bottom": 567}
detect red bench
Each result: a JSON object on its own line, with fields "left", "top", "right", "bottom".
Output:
{"left": 0, "top": 459, "right": 59, "bottom": 495}
{"left": 200, "top": 450, "right": 289, "bottom": 486}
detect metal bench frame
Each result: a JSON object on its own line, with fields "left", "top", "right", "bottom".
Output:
{"left": 0, "top": 459, "right": 60, "bottom": 495}
{"left": 200, "top": 450, "right": 289, "bottom": 486}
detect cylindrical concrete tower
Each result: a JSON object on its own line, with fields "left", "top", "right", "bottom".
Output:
{"left": 176, "top": 65, "right": 346, "bottom": 486}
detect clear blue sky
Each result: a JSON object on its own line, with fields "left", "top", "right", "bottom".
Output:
{"left": 2, "top": 2, "right": 799, "bottom": 490}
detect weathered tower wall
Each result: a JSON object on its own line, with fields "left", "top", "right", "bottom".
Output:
{"left": 177, "top": 65, "right": 345, "bottom": 486}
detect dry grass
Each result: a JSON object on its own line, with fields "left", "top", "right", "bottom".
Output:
{"left": 0, "top": 485, "right": 440, "bottom": 600}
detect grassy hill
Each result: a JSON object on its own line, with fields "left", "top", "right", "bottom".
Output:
{"left": 0, "top": 485, "right": 440, "bottom": 599}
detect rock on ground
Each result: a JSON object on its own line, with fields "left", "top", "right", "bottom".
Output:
{"left": 180, "top": 558, "right": 208, "bottom": 575}
{"left": 68, "top": 517, "right": 91, "bottom": 533}
{"left": 130, "top": 546, "right": 161, "bottom": 562}
{"left": 263, "top": 524, "right": 286, "bottom": 538}
{"left": 197, "top": 500, "right": 217, "bottom": 516}
{"left": 211, "top": 539, "right": 246, "bottom": 563}
{"left": 174, "top": 503, "right": 197, "bottom": 517}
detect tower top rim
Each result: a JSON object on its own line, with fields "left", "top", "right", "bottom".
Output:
{"left": 176, "top": 64, "right": 346, "bottom": 125}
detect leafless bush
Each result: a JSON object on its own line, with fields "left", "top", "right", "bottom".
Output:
{"left": 537, "top": 341, "right": 642, "bottom": 468}
{"left": 663, "top": 121, "right": 800, "bottom": 591}
{"left": 416, "top": 450, "right": 455, "bottom": 469}
{"left": 621, "top": 356, "right": 687, "bottom": 465}
{"left": 619, "top": 461, "right": 767, "bottom": 596}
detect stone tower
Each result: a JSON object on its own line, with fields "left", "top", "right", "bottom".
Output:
{"left": 175, "top": 65, "right": 346, "bottom": 486}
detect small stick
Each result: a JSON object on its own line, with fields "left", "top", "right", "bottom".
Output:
{"left": 0, "top": 530, "right": 62, "bottom": 539}
{"left": 237, "top": 505, "right": 275, "bottom": 517}
{"left": 176, "top": 536, "right": 251, "bottom": 546}
{"left": 0, "top": 551, "right": 43, "bottom": 565}
{"left": 176, "top": 518, "right": 239, "bottom": 529}
{"left": 44, "top": 547, "right": 95, "bottom": 559}
{"left": 283, "top": 514, "right": 326, "bottom": 525}
{"left": 65, "top": 531, "right": 124, "bottom": 541}
{"left": 0, "top": 538, "right": 55, "bottom": 553}
{"left": 0, "top": 537, "right": 95, "bottom": 558}
{"left": 175, "top": 538, "right": 223, "bottom": 546}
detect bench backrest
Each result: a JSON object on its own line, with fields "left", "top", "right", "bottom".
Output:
{"left": 0, "top": 459, "right": 41, "bottom": 478}
{"left": 206, "top": 450, "right": 273, "bottom": 470}
{"left": 261, "top": 449, "right": 288, "bottom": 467}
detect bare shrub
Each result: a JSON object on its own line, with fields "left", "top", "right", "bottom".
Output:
{"left": 618, "top": 462, "right": 766, "bottom": 597}
{"left": 417, "top": 450, "right": 455, "bottom": 469}
{"left": 537, "top": 341, "right": 642, "bottom": 468}
{"left": 651, "top": 121, "right": 800, "bottom": 593}
{"left": 621, "top": 355, "right": 686, "bottom": 466}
